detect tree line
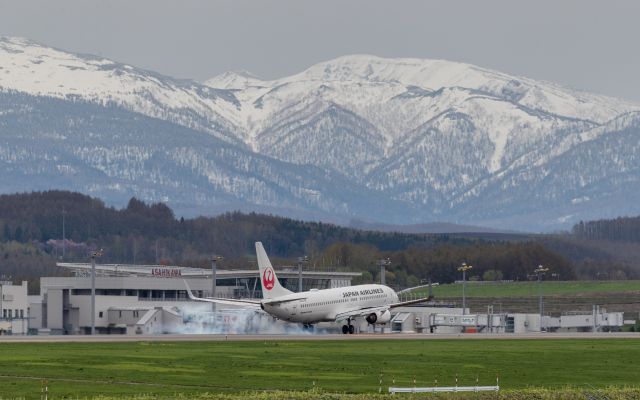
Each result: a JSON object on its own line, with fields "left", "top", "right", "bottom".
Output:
{"left": 5, "top": 190, "right": 638, "bottom": 292}
{"left": 573, "top": 217, "right": 640, "bottom": 242}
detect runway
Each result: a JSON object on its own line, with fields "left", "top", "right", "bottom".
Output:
{"left": 1, "top": 332, "right": 639, "bottom": 343}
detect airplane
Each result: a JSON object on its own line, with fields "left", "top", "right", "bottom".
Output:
{"left": 185, "top": 242, "right": 431, "bottom": 334}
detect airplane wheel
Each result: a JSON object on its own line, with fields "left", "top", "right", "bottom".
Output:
{"left": 342, "top": 325, "right": 349, "bottom": 334}
{"left": 348, "top": 325, "right": 355, "bottom": 334}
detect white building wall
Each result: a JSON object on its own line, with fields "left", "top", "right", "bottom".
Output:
{"left": 71, "top": 294, "right": 195, "bottom": 330}
{"left": 511, "top": 313, "right": 542, "bottom": 333}
{"left": 600, "top": 312, "right": 624, "bottom": 327}
{"left": 1, "top": 281, "right": 28, "bottom": 319}
{"left": 0, "top": 281, "right": 29, "bottom": 334}
{"left": 46, "top": 289, "right": 64, "bottom": 332}
{"left": 28, "top": 295, "right": 43, "bottom": 331}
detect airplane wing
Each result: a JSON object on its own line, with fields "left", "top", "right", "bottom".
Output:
{"left": 396, "top": 283, "right": 439, "bottom": 294}
{"left": 333, "top": 296, "right": 432, "bottom": 323}
{"left": 184, "top": 281, "right": 262, "bottom": 310}
{"left": 390, "top": 296, "right": 432, "bottom": 308}
{"left": 262, "top": 297, "right": 308, "bottom": 306}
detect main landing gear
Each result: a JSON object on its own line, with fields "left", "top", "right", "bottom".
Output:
{"left": 342, "top": 318, "right": 355, "bottom": 334}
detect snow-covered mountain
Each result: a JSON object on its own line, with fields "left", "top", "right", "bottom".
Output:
{"left": 1, "top": 37, "right": 639, "bottom": 231}
{"left": 0, "top": 37, "right": 244, "bottom": 145}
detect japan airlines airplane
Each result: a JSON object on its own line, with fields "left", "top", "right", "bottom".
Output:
{"left": 186, "top": 242, "right": 430, "bottom": 334}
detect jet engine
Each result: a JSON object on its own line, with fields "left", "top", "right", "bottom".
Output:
{"left": 365, "top": 310, "right": 391, "bottom": 324}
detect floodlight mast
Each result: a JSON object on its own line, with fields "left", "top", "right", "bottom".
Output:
{"left": 90, "top": 249, "right": 103, "bottom": 335}
{"left": 458, "top": 263, "right": 473, "bottom": 315}
{"left": 62, "top": 207, "right": 66, "bottom": 260}
{"left": 211, "top": 255, "right": 223, "bottom": 312}
{"left": 297, "top": 256, "right": 308, "bottom": 292}
{"left": 534, "top": 265, "right": 549, "bottom": 332}
{"left": 378, "top": 258, "right": 391, "bottom": 285}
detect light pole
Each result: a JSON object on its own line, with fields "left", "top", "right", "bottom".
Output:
{"left": 211, "top": 255, "right": 223, "bottom": 312}
{"left": 534, "top": 265, "right": 549, "bottom": 332}
{"left": 458, "top": 263, "right": 473, "bottom": 315}
{"left": 62, "top": 206, "right": 66, "bottom": 260}
{"left": 297, "top": 256, "right": 308, "bottom": 292}
{"left": 377, "top": 258, "right": 391, "bottom": 286}
{"left": 90, "top": 249, "right": 102, "bottom": 335}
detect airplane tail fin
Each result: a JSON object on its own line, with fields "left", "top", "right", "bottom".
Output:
{"left": 256, "top": 242, "right": 293, "bottom": 299}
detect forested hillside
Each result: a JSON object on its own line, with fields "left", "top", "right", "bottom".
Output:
{"left": 573, "top": 217, "right": 640, "bottom": 242}
{"left": 0, "top": 191, "right": 461, "bottom": 260}
{"left": 2, "top": 190, "right": 637, "bottom": 292}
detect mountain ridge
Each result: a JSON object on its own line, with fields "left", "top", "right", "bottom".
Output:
{"left": 1, "top": 37, "right": 639, "bottom": 231}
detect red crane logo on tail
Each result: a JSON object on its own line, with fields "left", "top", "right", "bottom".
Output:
{"left": 263, "top": 267, "right": 275, "bottom": 291}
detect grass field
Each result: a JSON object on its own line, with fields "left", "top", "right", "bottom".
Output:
{"left": 410, "top": 280, "right": 640, "bottom": 299}
{"left": 15, "top": 389, "right": 639, "bottom": 400}
{"left": 0, "top": 339, "right": 639, "bottom": 399}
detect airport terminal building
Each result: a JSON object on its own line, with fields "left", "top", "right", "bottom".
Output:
{"left": 29, "top": 263, "right": 361, "bottom": 335}
{"left": 0, "top": 262, "right": 629, "bottom": 335}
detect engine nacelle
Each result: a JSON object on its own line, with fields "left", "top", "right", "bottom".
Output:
{"left": 365, "top": 310, "right": 391, "bottom": 325}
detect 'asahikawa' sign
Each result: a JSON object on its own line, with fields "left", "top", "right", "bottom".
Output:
{"left": 151, "top": 268, "right": 182, "bottom": 277}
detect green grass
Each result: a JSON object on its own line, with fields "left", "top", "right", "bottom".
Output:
{"left": 412, "top": 280, "right": 640, "bottom": 298}
{"left": 0, "top": 339, "right": 639, "bottom": 398}
{"left": 12, "top": 389, "right": 638, "bottom": 400}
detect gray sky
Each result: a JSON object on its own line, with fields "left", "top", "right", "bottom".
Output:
{"left": 1, "top": 0, "right": 639, "bottom": 102}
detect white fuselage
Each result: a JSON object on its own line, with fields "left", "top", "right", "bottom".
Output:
{"left": 261, "top": 284, "right": 398, "bottom": 324}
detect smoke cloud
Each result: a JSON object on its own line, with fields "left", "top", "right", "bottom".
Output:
{"left": 176, "top": 303, "right": 335, "bottom": 334}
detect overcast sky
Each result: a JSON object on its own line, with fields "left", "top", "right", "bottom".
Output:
{"left": 1, "top": 0, "right": 639, "bottom": 101}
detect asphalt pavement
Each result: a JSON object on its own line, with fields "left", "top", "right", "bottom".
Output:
{"left": 1, "top": 332, "right": 638, "bottom": 342}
